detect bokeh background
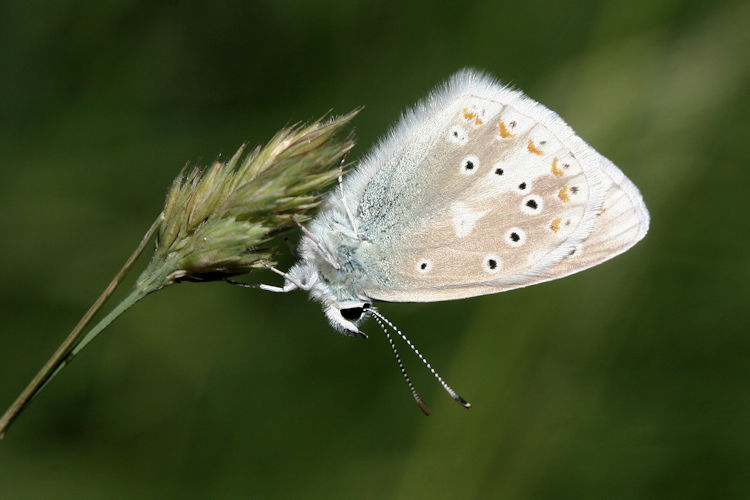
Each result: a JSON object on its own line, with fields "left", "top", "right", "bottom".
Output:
{"left": 1, "top": 1, "right": 748, "bottom": 498}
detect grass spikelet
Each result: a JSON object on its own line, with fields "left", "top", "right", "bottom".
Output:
{"left": 145, "top": 110, "right": 358, "bottom": 285}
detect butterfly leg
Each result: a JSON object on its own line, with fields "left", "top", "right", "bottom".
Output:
{"left": 225, "top": 279, "right": 297, "bottom": 293}
{"left": 225, "top": 264, "right": 309, "bottom": 293}
{"left": 258, "top": 282, "right": 297, "bottom": 293}
{"left": 264, "top": 264, "right": 304, "bottom": 287}
{"left": 337, "top": 156, "right": 359, "bottom": 238}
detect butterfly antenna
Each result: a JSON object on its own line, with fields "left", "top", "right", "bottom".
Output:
{"left": 370, "top": 312, "right": 431, "bottom": 415}
{"left": 370, "top": 310, "right": 471, "bottom": 410}
{"left": 337, "top": 155, "right": 360, "bottom": 238}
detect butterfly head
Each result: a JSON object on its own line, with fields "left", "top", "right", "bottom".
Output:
{"left": 324, "top": 301, "right": 372, "bottom": 337}
{"left": 286, "top": 258, "right": 372, "bottom": 337}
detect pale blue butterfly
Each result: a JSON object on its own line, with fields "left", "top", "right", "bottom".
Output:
{"left": 245, "top": 69, "right": 650, "bottom": 414}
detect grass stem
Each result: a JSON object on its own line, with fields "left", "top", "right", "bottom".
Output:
{"left": 0, "top": 216, "right": 161, "bottom": 438}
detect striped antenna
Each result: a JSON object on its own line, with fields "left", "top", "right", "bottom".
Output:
{"left": 370, "top": 313, "right": 430, "bottom": 415}
{"left": 369, "top": 309, "right": 471, "bottom": 411}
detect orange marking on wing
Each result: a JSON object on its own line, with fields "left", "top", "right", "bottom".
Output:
{"left": 498, "top": 121, "right": 515, "bottom": 138}
{"left": 462, "top": 108, "right": 477, "bottom": 120}
{"left": 551, "top": 157, "right": 564, "bottom": 177}
{"left": 463, "top": 108, "right": 484, "bottom": 126}
{"left": 558, "top": 186, "right": 570, "bottom": 202}
{"left": 550, "top": 218, "right": 562, "bottom": 232}
{"left": 527, "top": 140, "right": 544, "bottom": 155}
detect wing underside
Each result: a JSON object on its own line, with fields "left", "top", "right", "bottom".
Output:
{"left": 344, "top": 71, "right": 648, "bottom": 303}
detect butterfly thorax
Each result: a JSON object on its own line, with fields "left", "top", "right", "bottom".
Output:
{"left": 286, "top": 215, "right": 376, "bottom": 334}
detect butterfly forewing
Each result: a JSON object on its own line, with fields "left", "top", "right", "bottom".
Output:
{"left": 355, "top": 73, "right": 648, "bottom": 302}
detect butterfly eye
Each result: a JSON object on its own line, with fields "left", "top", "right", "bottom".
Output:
{"left": 460, "top": 155, "right": 479, "bottom": 175}
{"left": 340, "top": 307, "right": 365, "bottom": 321}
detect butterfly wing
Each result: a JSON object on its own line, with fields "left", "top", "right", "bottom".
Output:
{"left": 347, "top": 69, "right": 649, "bottom": 302}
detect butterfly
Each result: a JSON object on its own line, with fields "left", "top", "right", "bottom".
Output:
{"left": 244, "top": 69, "right": 649, "bottom": 414}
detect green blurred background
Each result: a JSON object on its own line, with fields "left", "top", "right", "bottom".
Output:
{"left": 1, "top": 1, "right": 748, "bottom": 498}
